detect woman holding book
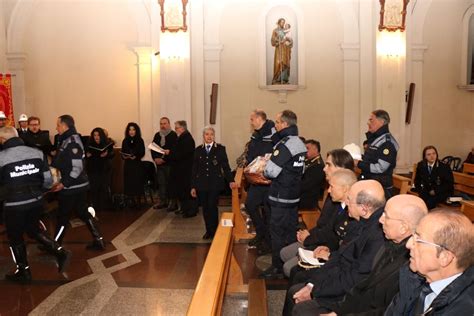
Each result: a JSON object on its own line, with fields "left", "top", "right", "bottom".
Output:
{"left": 86, "top": 127, "right": 114, "bottom": 211}
{"left": 121, "top": 122, "right": 145, "bottom": 208}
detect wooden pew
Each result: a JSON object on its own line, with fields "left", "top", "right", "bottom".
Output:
{"left": 232, "top": 168, "right": 254, "bottom": 241}
{"left": 453, "top": 171, "right": 474, "bottom": 196}
{"left": 248, "top": 279, "right": 268, "bottom": 316}
{"left": 462, "top": 162, "right": 474, "bottom": 174}
{"left": 392, "top": 174, "right": 411, "bottom": 194}
{"left": 187, "top": 212, "right": 246, "bottom": 316}
{"left": 460, "top": 200, "right": 474, "bottom": 222}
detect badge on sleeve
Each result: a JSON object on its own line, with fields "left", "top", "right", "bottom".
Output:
{"left": 383, "top": 148, "right": 389, "bottom": 155}
{"left": 274, "top": 150, "right": 279, "bottom": 156}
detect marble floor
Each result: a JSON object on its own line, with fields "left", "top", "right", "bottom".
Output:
{"left": 0, "top": 201, "right": 287, "bottom": 316}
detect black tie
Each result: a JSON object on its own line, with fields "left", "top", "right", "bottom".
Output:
{"left": 428, "top": 165, "right": 432, "bottom": 174}
{"left": 413, "top": 283, "right": 432, "bottom": 315}
{"left": 206, "top": 145, "right": 211, "bottom": 154}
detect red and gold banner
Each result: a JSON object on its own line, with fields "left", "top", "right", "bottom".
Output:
{"left": 0, "top": 74, "right": 14, "bottom": 126}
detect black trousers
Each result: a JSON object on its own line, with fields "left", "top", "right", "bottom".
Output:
{"left": 270, "top": 205, "right": 298, "bottom": 270}
{"left": 55, "top": 191, "right": 92, "bottom": 242}
{"left": 245, "top": 185, "right": 270, "bottom": 242}
{"left": 89, "top": 172, "right": 110, "bottom": 211}
{"left": 197, "top": 189, "right": 220, "bottom": 235}
{"left": 283, "top": 282, "right": 327, "bottom": 316}
{"left": 4, "top": 203, "right": 43, "bottom": 246}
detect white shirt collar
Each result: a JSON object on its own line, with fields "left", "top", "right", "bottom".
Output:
{"left": 429, "top": 273, "right": 462, "bottom": 295}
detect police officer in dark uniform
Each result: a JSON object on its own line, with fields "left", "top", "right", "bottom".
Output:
{"left": 191, "top": 126, "right": 235, "bottom": 239}
{"left": 261, "top": 110, "right": 307, "bottom": 279}
{"left": 245, "top": 109, "right": 276, "bottom": 253}
{"left": 16, "top": 114, "right": 29, "bottom": 137}
{"left": 0, "top": 127, "right": 71, "bottom": 284}
{"left": 51, "top": 115, "right": 105, "bottom": 250}
{"left": 299, "top": 139, "right": 325, "bottom": 210}
{"left": 414, "top": 145, "right": 454, "bottom": 209}
{"left": 356, "top": 109, "right": 399, "bottom": 199}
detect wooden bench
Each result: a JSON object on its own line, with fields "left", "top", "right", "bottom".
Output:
{"left": 187, "top": 212, "right": 246, "bottom": 315}
{"left": 462, "top": 162, "right": 474, "bottom": 174}
{"left": 232, "top": 168, "right": 254, "bottom": 241}
{"left": 354, "top": 166, "right": 412, "bottom": 195}
{"left": 453, "top": 171, "right": 474, "bottom": 196}
{"left": 248, "top": 279, "right": 268, "bottom": 316}
{"left": 460, "top": 200, "right": 474, "bottom": 222}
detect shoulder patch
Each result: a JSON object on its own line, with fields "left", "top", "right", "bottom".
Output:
{"left": 273, "top": 149, "right": 279, "bottom": 156}
{"left": 383, "top": 148, "right": 389, "bottom": 155}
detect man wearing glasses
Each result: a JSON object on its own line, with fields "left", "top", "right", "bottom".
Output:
{"left": 385, "top": 209, "right": 474, "bottom": 315}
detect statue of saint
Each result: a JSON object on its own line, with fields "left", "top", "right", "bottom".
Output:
{"left": 271, "top": 18, "right": 293, "bottom": 84}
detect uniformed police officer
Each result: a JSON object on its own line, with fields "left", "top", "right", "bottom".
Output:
{"left": 17, "top": 113, "right": 29, "bottom": 137}
{"left": 356, "top": 109, "right": 399, "bottom": 199}
{"left": 0, "top": 127, "right": 71, "bottom": 284}
{"left": 245, "top": 109, "right": 276, "bottom": 253}
{"left": 261, "top": 110, "right": 307, "bottom": 279}
{"left": 190, "top": 126, "right": 236, "bottom": 239}
{"left": 51, "top": 115, "right": 105, "bottom": 250}
{"left": 414, "top": 145, "right": 454, "bottom": 209}
{"left": 298, "top": 139, "right": 325, "bottom": 210}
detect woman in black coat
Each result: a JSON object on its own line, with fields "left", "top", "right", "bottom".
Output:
{"left": 414, "top": 145, "right": 454, "bottom": 209}
{"left": 121, "top": 122, "right": 145, "bottom": 207}
{"left": 86, "top": 127, "right": 114, "bottom": 211}
{"left": 191, "top": 126, "right": 235, "bottom": 239}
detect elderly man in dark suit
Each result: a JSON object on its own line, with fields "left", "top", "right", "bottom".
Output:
{"left": 164, "top": 120, "right": 196, "bottom": 217}
{"left": 293, "top": 194, "right": 428, "bottom": 316}
{"left": 283, "top": 180, "right": 386, "bottom": 315}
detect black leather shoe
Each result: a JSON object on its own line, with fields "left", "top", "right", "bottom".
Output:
{"left": 182, "top": 213, "right": 197, "bottom": 218}
{"left": 5, "top": 268, "right": 32, "bottom": 284}
{"left": 202, "top": 232, "right": 212, "bottom": 240}
{"left": 259, "top": 266, "right": 284, "bottom": 279}
{"left": 56, "top": 249, "right": 72, "bottom": 273}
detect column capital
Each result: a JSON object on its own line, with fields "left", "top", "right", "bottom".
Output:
{"left": 204, "top": 44, "right": 223, "bottom": 62}
{"left": 411, "top": 44, "right": 428, "bottom": 62}
{"left": 132, "top": 46, "right": 153, "bottom": 65}
{"left": 6, "top": 53, "right": 27, "bottom": 70}
{"left": 340, "top": 43, "right": 360, "bottom": 61}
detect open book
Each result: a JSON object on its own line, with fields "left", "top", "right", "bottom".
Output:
{"left": 298, "top": 248, "right": 325, "bottom": 267}
{"left": 88, "top": 142, "right": 114, "bottom": 152}
{"left": 148, "top": 142, "right": 166, "bottom": 154}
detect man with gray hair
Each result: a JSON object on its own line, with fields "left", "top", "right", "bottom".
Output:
{"left": 260, "top": 110, "right": 307, "bottom": 279}
{"left": 292, "top": 194, "right": 429, "bottom": 315}
{"left": 284, "top": 180, "right": 386, "bottom": 315}
{"left": 0, "top": 126, "right": 71, "bottom": 283}
{"left": 385, "top": 209, "right": 474, "bottom": 315}
{"left": 164, "top": 120, "right": 196, "bottom": 216}
{"left": 356, "top": 109, "right": 399, "bottom": 199}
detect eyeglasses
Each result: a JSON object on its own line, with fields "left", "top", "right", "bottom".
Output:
{"left": 382, "top": 211, "right": 404, "bottom": 222}
{"left": 411, "top": 233, "right": 449, "bottom": 251}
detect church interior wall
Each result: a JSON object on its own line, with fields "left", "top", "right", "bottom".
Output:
{"left": 218, "top": 0, "right": 345, "bottom": 165}
{"left": 421, "top": 0, "right": 474, "bottom": 161}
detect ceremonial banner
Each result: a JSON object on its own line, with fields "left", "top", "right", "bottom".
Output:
{"left": 0, "top": 74, "right": 14, "bottom": 126}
